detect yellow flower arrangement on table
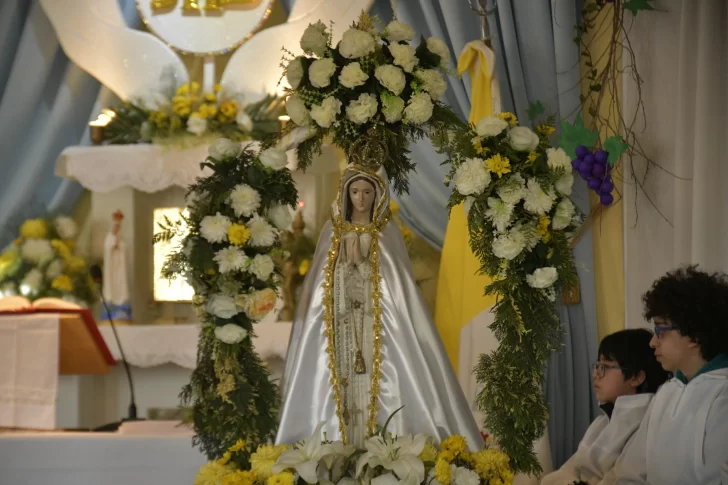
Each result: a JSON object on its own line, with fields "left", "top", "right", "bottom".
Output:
{"left": 0, "top": 215, "right": 96, "bottom": 306}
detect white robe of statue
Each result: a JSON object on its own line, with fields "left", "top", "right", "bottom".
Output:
{"left": 102, "top": 211, "right": 131, "bottom": 320}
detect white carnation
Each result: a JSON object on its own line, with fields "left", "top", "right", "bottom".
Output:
{"left": 214, "top": 247, "right": 249, "bottom": 274}
{"left": 524, "top": 179, "right": 556, "bottom": 215}
{"left": 386, "top": 20, "right": 414, "bottom": 42}
{"left": 199, "top": 213, "right": 231, "bottom": 243}
{"left": 418, "top": 69, "right": 447, "bottom": 101}
{"left": 286, "top": 57, "right": 305, "bottom": 89}
{"left": 404, "top": 92, "right": 434, "bottom": 124}
{"left": 526, "top": 267, "right": 559, "bottom": 289}
{"left": 485, "top": 197, "right": 514, "bottom": 233}
{"left": 381, "top": 95, "right": 405, "bottom": 123}
{"left": 338, "top": 28, "right": 376, "bottom": 59}
{"left": 452, "top": 466, "right": 480, "bottom": 485}
{"left": 209, "top": 138, "right": 242, "bottom": 161}
{"left": 268, "top": 204, "right": 292, "bottom": 230}
{"left": 46, "top": 259, "right": 64, "bottom": 279}
{"left": 555, "top": 171, "right": 574, "bottom": 196}
{"left": 476, "top": 115, "right": 509, "bottom": 137}
{"left": 247, "top": 215, "right": 277, "bottom": 247}
{"left": 553, "top": 198, "right": 576, "bottom": 230}
{"left": 389, "top": 43, "right": 418, "bottom": 73}
{"left": 546, "top": 147, "right": 572, "bottom": 171}
{"left": 454, "top": 158, "right": 490, "bottom": 196}
{"left": 346, "top": 93, "right": 378, "bottom": 125}
{"left": 249, "top": 254, "right": 275, "bottom": 281}
{"left": 186, "top": 115, "right": 207, "bottom": 136}
{"left": 375, "top": 65, "right": 406, "bottom": 95}
{"left": 236, "top": 111, "right": 253, "bottom": 132}
{"left": 21, "top": 239, "right": 54, "bottom": 264}
{"left": 310, "top": 96, "right": 342, "bottom": 128}
{"left": 492, "top": 229, "right": 526, "bottom": 260}
{"left": 339, "top": 62, "right": 369, "bottom": 88}
{"left": 228, "top": 184, "right": 261, "bottom": 217}
{"left": 54, "top": 216, "right": 77, "bottom": 240}
{"left": 259, "top": 146, "right": 288, "bottom": 170}
{"left": 300, "top": 21, "right": 328, "bottom": 57}
{"left": 496, "top": 173, "right": 527, "bottom": 204}
{"left": 309, "top": 58, "right": 337, "bottom": 88}
{"left": 206, "top": 294, "right": 240, "bottom": 319}
{"left": 509, "top": 126, "right": 540, "bottom": 151}
{"left": 286, "top": 94, "right": 311, "bottom": 126}
{"left": 426, "top": 36, "right": 451, "bottom": 65}
{"left": 214, "top": 323, "right": 248, "bottom": 344}
{"left": 21, "top": 269, "right": 43, "bottom": 292}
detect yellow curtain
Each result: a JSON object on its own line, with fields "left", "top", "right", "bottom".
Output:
{"left": 434, "top": 42, "right": 498, "bottom": 373}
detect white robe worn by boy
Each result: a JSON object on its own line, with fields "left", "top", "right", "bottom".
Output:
{"left": 540, "top": 394, "right": 653, "bottom": 485}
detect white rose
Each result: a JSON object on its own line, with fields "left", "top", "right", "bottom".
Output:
{"left": 214, "top": 323, "right": 248, "bottom": 344}
{"left": 454, "top": 158, "right": 490, "bottom": 196}
{"left": 346, "top": 93, "right": 378, "bottom": 125}
{"left": 375, "top": 65, "right": 406, "bottom": 95}
{"left": 339, "top": 62, "right": 368, "bottom": 89}
{"left": 309, "top": 58, "right": 337, "bottom": 88}
{"left": 552, "top": 198, "right": 576, "bottom": 230}
{"left": 509, "top": 126, "right": 540, "bottom": 151}
{"left": 259, "top": 146, "right": 288, "bottom": 171}
{"left": 21, "top": 269, "right": 43, "bottom": 293}
{"left": 228, "top": 183, "right": 261, "bottom": 217}
{"left": 426, "top": 37, "right": 451, "bottom": 66}
{"left": 199, "top": 212, "right": 231, "bottom": 243}
{"left": 286, "top": 95, "right": 311, "bottom": 127}
{"left": 526, "top": 267, "right": 559, "bottom": 289}
{"left": 492, "top": 229, "right": 526, "bottom": 260}
{"left": 476, "top": 115, "right": 509, "bottom": 137}
{"left": 555, "top": 171, "right": 574, "bottom": 196}
{"left": 389, "top": 43, "right": 418, "bottom": 73}
{"left": 46, "top": 259, "right": 64, "bottom": 279}
{"left": 338, "top": 28, "right": 376, "bottom": 59}
{"left": 249, "top": 254, "right": 275, "bottom": 281}
{"left": 381, "top": 95, "right": 405, "bottom": 123}
{"left": 54, "top": 216, "right": 77, "bottom": 240}
{"left": 524, "top": 179, "right": 556, "bottom": 215}
{"left": 186, "top": 115, "right": 207, "bottom": 136}
{"left": 236, "top": 111, "right": 253, "bottom": 132}
{"left": 208, "top": 138, "right": 242, "bottom": 161}
{"left": 310, "top": 96, "right": 342, "bottom": 128}
{"left": 21, "top": 239, "right": 54, "bottom": 265}
{"left": 546, "top": 147, "right": 572, "bottom": 171}
{"left": 300, "top": 21, "right": 328, "bottom": 57}
{"left": 206, "top": 294, "right": 240, "bottom": 319}
{"left": 404, "top": 92, "right": 434, "bottom": 124}
{"left": 418, "top": 69, "right": 447, "bottom": 101}
{"left": 286, "top": 57, "right": 305, "bottom": 89}
{"left": 268, "top": 204, "right": 292, "bottom": 230}
{"left": 386, "top": 20, "right": 414, "bottom": 42}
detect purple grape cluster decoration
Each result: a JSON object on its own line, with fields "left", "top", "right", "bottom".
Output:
{"left": 571, "top": 145, "right": 615, "bottom": 205}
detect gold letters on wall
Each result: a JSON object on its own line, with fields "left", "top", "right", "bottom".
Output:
{"left": 151, "top": 0, "right": 254, "bottom": 11}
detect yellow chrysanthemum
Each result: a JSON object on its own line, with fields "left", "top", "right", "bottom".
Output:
{"left": 195, "top": 461, "right": 232, "bottom": 485}
{"left": 20, "top": 219, "right": 48, "bottom": 239}
{"left": 172, "top": 96, "right": 192, "bottom": 117}
{"left": 440, "top": 435, "right": 467, "bottom": 460}
{"left": 472, "top": 136, "right": 488, "bottom": 155}
{"left": 65, "top": 256, "right": 86, "bottom": 274}
{"left": 13, "top": 237, "right": 23, "bottom": 246}
{"left": 176, "top": 83, "right": 190, "bottom": 96}
{"left": 470, "top": 449, "right": 512, "bottom": 483}
{"left": 223, "top": 470, "right": 257, "bottom": 485}
{"left": 250, "top": 444, "right": 290, "bottom": 482}
{"left": 485, "top": 154, "right": 512, "bottom": 178}
{"left": 51, "top": 275, "right": 73, "bottom": 292}
{"left": 419, "top": 441, "right": 438, "bottom": 464}
{"left": 204, "top": 92, "right": 218, "bottom": 103}
{"left": 497, "top": 112, "right": 518, "bottom": 126}
{"left": 171, "top": 117, "right": 183, "bottom": 129}
{"left": 189, "top": 82, "right": 200, "bottom": 94}
{"left": 51, "top": 240, "right": 72, "bottom": 260}
{"left": 217, "top": 451, "right": 232, "bottom": 466}
{"left": 434, "top": 457, "right": 452, "bottom": 485}
{"left": 63, "top": 239, "right": 76, "bottom": 250}
{"left": 400, "top": 225, "right": 415, "bottom": 246}
{"left": 228, "top": 224, "right": 251, "bottom": 246}
{"left": 228, "top": 439, "right": 248, "bottom": 453}
{"left": 267, "top": 472, "right": 294, "bottom": 485}
{"left": 527, "top": 151, "right": 539, "bottom": 163}
{"left": 536, "top": 124, "right": 556, "bottom": 136}
{"left": 149, "top": 110, "right": 169, "bottom": 128}
{"left": 298, "top": 258, "right": 311, "bottom": 276}
{"left": 220, "top": 100, "right": 239, "bottom": 118}
{"left": 198, "top": 103, "right": 218, "bottom": 118}
{"left": 214, "top": 83, "right": 223, "bottom": 93}
{"left": 536, "top": 215, "right": 551, "bottom": 242}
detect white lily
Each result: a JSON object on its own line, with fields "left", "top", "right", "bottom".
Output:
{"left": 272, "top": 422, "right": 335, "bottom": 483}
{"left": 323, "top": 440, "right": 357, "bottom": 476}
{"left": 356, "top": 434, "right": 427, "bottom": 485}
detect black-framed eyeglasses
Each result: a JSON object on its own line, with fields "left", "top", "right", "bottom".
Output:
{"left": 592, "top": 363, "right": 624, "bottom": 379}
{"left": 654, "top": 325, "right": 676, "bottom": 339}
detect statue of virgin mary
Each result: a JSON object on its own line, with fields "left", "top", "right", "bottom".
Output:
{"left": 276, "top": 157, "right": 482, "bottom": 449}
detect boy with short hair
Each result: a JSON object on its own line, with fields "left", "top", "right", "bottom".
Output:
{"left": 612, "top": 266, "right": 728, "bottom": 484}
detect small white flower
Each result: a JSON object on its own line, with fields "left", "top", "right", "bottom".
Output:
{"left": 21, "top": 239, "right": 54, "bottom": 265}
{"left": 404, "top": 92, "right": 434, "bottom": 124}
{"left": 300, "top": 21, "right": 328, "bottom": 57}
{"left": 454, "top": 158, "right": 490, "bottom": 196}
{"left": 286, "top": 56, "right": 305, "bottom": 89}
{"left": 208, "top": 138, "right": 242, "bottom": 161}
{"left": 492, "top": 229, "right": 526, "bottom": 260}
{"left": 309, "top": 58, "right": 337, "bottom": 88}
{"left": 552, "top": 198, "right": 576, "bottom": 230}
{"left": 54, "top": 216, "right": 77, "bottom": 240}
{"left": 485, "top": 197, "right": 514, "bottom": 233}
{"left": 46, "top": 259, "right": 64, "bottom": 279}
{"left": 346, "top": 93, "right": 378, "bottom": 125}
{"left": 228, "top": 184, "right": 261, "bottom": 217}
{"left": 286, "top": 95, "right": 311, "bottom": 127}
{"left": 199, "top": 212, "right": 231, "bottom": 243}
{"left": 496, "top": 173, "right": 527, "bottom": 204}
{"left": 21, "top": 269, "right": 43, "bottom": 292}
{"left": 555, "top": 171, "right": 574, "bottom": 196}
{"left": 339, "top": 62, "right": 369, "bottom": 88}
{"left": 186, "top": 115, "right": 207, "bottom": 136}
{"left": 509, "top": 126, "right": 540, "bottom": 151}
{"left": 524, "top": 179, "right": 556, "bottom": 215}
{"left": 259, "top": 146, "right": 288, "bottom": 171}
{"left": 268, "top": 204, "right": 292, "bottom": 230}
{"left": 426, "top": 37, "right": 451, "bottom": 65}
{"left": 526, "top": 267, "right": 559, "bottom": 289}
{"left": 249, "top": 254, "right": 275, "bottom": 281}
{"left": 389, "top": 43, "right": 418, "bottom": 73}
{"left": 386, "top": 20, "right": 415, "bottom": 42}
{"left": 418, "top": 69, "right": 447, "bottom": 101}
{"left": 206, "top": 293, "right": 240, "bottom": 319}
{"left": 476, "top": 115, "right": 509, "bottom": 137}
{"left": 381, "top": 95, "right": 405, "bottom": 123}
{"left": 339, "top": 28, "right": 376, "bottom": 59}
{"left": 236, "top": 111, "right": 253, "bottom": 132}
{"left": 214, "top": 247, "right": 249, "bottom": 274}
{"left": 375, "top": 65, "right": 406, "bottom": 95}
{"left": 546, "top": 147, "right": 572, "bottom": 171}
{"left": 310, "top": 96, "right": 342, "bottom": 128}
{"left": 214, "top": 323, "right": 248, "bottom": 344}
{"left": 247, "top": 215, "right": 277, "bottom": 247}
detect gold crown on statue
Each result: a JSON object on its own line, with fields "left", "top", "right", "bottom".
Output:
{"left": 348, "top": 127, "right": 388, "bottom": 170}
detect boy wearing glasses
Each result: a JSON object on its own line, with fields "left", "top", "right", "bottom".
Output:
{"left": 611, "top": 266, "right": 728, "bottom": 484}
{"left": 541, "top": 329, "right": 669, "bottom": 485}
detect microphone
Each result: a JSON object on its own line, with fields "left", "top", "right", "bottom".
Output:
{"left": 90, "top": 264, "right": 143, "bottom": 431}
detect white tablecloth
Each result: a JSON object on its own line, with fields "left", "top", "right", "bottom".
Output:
{"left": 0, "top": 431, "right": 207, "bottom": 485}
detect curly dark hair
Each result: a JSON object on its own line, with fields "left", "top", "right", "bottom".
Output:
{"left": 642, "top": 265, "right": 728, "bottom": 360}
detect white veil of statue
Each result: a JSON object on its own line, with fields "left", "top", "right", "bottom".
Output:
{"left": 276, "top": 160, "right": 482, "bottom": 449}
